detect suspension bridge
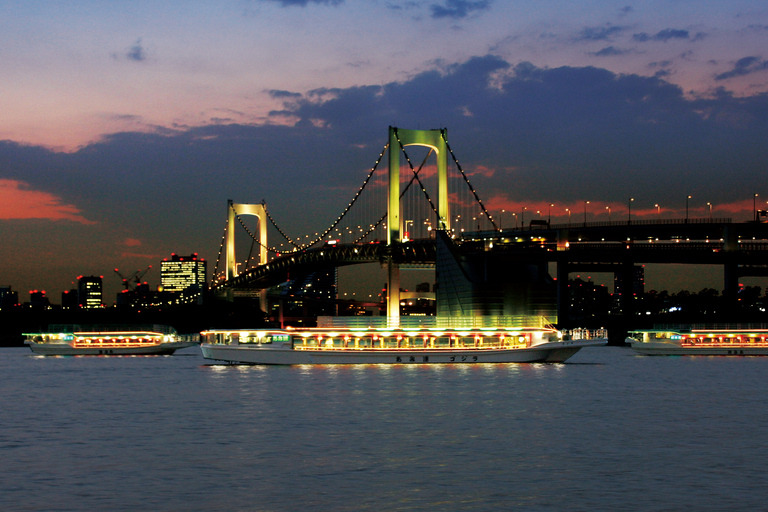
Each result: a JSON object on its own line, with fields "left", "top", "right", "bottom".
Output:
{"left": 210, "top": 126, "right": 768, "bottom": 327}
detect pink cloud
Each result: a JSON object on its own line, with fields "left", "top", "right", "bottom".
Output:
{"left": 0, "top": 179, "right": 94, "bottom": 224}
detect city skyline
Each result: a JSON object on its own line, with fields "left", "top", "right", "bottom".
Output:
{"left": 2, "top": 1, "right": 768, "bottom": 300}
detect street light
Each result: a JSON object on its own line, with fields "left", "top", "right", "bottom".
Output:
{"left": 521, "top": 207, "right": 526, "bottom": 229}
{"left": 755, "top": 193, "right": 759, "bottom": 222}
{"left": 686, "top": 195, "right": 691, "bottom": 223}
{"left": 606, "top": 205, "right": 611, "bottom": 222}
{"left": 566, "top": 208, "right": 571, "bottom": 223}
{"left": 500, "top": 209, "right": 506, "bottom": 230}
{"left": 707, "top": 202, "right": 712, "bottom": 220}
{"left": 583, "top": 201, "right": 590, "bottom": 226}
{"left": 628, "top": 197, "right": 634, "bottom": 225}
{"left": 548, "top": 203, "right": 554, "bottom": 224}
{"left": 655, "top": 204, "right": 660, "bottom": 219}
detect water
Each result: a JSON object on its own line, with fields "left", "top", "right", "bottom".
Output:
{"left": 2, "top": 346, "right": 768, "bottom": 511}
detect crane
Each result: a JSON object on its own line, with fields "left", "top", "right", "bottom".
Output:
{"left": 114, "top": 266, "right": 152, "bottom": 291}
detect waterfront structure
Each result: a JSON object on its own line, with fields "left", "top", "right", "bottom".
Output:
{"left": 160, "top": 253, "right": 207, "bottom": 303}
{"left": 212, "top": 126, "right": 768, "bottom": 326}
{"left": 77, "top": 276, "right": 103, "bottom": 309}
{"left": 0, "top": 285, "right": 18, "bottom": 309}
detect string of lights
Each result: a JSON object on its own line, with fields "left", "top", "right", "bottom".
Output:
{"left": 442, "top": 132, "right": 499, "bottom": 231}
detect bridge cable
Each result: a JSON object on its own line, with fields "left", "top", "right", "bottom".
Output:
{"left": 441, "top": 132, "right": 499, "bottom": 231}
{"left": 354, "top": 144, "right": 435, "bottom": 243}
{"left": 212, "top": 214, "right": 230, "bottom": 288}
{"left": 257, "top": 143, "right": 390, "bottom": 251}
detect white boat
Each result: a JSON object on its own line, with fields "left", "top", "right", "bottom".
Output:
{"left": 200, "top": 326, "right": 607, "bottom": 365}
{"left": 628, "top": 326, "right": 768, "bottom": 356}
{"left": 24, "top": 325, "right": 200, "bottom": 356}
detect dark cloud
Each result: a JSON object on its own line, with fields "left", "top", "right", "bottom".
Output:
{"left": 715, "top": 56, "right": 768, "bottom": 81}
{"left": 590, "top": 46, "right": 631, "bottom": 57}
{"left": 127, "top": 39, "right": 147, "bottom": 62}
{"left": 111, "top": 39, "right": 148, "bottom": 62}
{"left": 269, "top": 90, "right": 303, "bottom": 98}
{"left": 575, "top": 24, "right": 627, "bottom": 42}
{"left": 618, "top": 6, "right": 633, "bottom": 16}
{"left": 261, "top": 0, "right": 343, "bottom": 5}
{"left": 430, "top": 0, "right": 490, "bottom": 19}
{"left": 633, "top": 29, "right": 690, "bottom": 42}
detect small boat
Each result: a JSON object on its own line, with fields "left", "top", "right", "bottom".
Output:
{"left": 200, "top": 326, "right": 607, "bottom": 365}
{"left": 628, "top": 326, "right": 768, "bottom": 356}
{"left": 24, "top": 325, "right": 200, "bottom": 356}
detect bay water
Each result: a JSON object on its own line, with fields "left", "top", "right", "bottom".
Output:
{"left": 2, "top": 346, "right": 767, "bottom": 511}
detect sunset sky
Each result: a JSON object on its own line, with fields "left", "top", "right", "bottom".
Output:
{"left": 2, "top": 0, "right": 768, "bottom": 302}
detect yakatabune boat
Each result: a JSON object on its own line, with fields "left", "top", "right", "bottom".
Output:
{"left": 24, "top": 325, "right": 200, "bottom": 356}
{"left": 200, "top": 325, "right": 607, "bottom": 365}
{"left": 628, "top": 326, "right": 768, "bottom": 356}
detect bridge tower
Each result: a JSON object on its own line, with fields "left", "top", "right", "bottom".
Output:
{"left": 387, "top": 127, "right": 450, "bottom": 322}
{"left": 226, "top": 200, "right": 268, "bottom": 311}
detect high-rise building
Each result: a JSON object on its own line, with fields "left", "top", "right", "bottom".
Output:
{"left": 0, "top": 285, "right": 18, "bottom": 309}
{"left": 61, "top": 289, "right": 78, "bottom": 309}
{"left": 29, "top": 290, "right": 50, "bottom": 308}
{"left": 160, "top": 253, "right": 207, "bottom": 294}
{"left": 77, "top": 276, "right": 103, "bottom": 308}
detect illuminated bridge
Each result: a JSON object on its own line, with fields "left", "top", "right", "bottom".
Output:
{"left": 212, "top": 126, "right": 768, "bottom": 325}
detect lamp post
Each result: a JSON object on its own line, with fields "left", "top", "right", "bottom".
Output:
{"left": 521, "top": 207, "right": 526, "bottom": 230}
{"left": 628, "top": 197, "right": 634, "bottom": 225}
{"left": 606, "top": 206, "right": 611, "bottom": 222}
{"left": 548, "top": 203, "right": 553, "bottom": 224}
{"left": 707, "top": 202, "right": 712, "bottom": 220}
{"left": 686, "top": 195, "right": 691, "bottom": 223}
{"left": 655, "top": 204, "right": 660, "bottom": 220}
{"left": 583, "top": 201, "right": 590, "bottom": 226}
{"left": 755, "top": 193, "right": 759, "bottom": 222}
{"left": 500, "top": 209, "right": 506, "bottom": 230}
{"left": 404, "top": 220, "right": 413, "bottom": 241}
{"left": 566, "top": 208, "right": 571, "bottom": 223}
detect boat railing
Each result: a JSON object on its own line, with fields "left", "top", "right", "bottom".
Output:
{"left": 48, "top": 324, "right": 179, "bottom": 334}
{"left": 653, "top": 323, "right": 768, "bottom": 332}
{"left": 317, "top": 315, "right": 553, "bottom": 329}
{"left": 293, "top": 334, "right": 534, "bottom": 351}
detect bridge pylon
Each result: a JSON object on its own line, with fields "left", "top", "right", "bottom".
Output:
{"left": 387, "top": 127, "right": 450, "bottom": 323}
{"left": 226, "top": 200, "right": 268, "bottom": 311}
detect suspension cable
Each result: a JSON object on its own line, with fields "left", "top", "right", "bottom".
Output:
{"left": 441, "top": 132, "right": 499, "bottom": 231}
{"left": 211, "top": 210, "right": 232, "bottom": 289}
{"left": 262, "top": 143, "right": 390, "bottom": 251}
{"left": 353, "top": 146, "right": 435, "bottom": 243}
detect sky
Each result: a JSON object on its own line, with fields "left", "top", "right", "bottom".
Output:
{"left": 2, "top": 0, "right": 768, "bottom": 303}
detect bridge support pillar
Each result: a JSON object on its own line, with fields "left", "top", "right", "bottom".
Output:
{"left": 557, "top": 262, "right": 570, "bottom": 325}
{"left": 226, "top": 200, "right": 268, "bottom": 312}
{"left": 387, "top": 127, "right": 450, "bottom": 327}
{"left": 618, "top": 261, "right": 636, "bottom": 318}
{"left": 387, "top": 260, "right": 400, "bottom": 327}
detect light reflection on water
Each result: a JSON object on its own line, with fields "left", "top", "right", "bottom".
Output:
{"left": 3, "top": 347, "right": 768, "bottom": 511}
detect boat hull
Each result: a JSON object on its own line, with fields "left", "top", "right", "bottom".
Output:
{"left": 26, "top": 341, "right": 199, "bottom": 356}
{"left": 201, "top": 339, "right": 604, "bottom": 365}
